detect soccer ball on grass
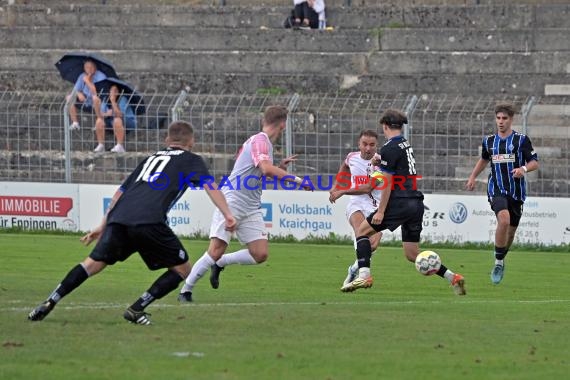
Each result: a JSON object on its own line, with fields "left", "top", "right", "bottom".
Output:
{"left": 415, "top": 250, "right": 441, "bottom": 276}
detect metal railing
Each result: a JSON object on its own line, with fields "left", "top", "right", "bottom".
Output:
{"left": 1, "top": 90, "right": 568, "bottom": 197}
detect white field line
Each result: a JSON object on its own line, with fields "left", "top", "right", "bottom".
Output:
{"left": 3, "top": 298, "right": 570, "bottom": 312}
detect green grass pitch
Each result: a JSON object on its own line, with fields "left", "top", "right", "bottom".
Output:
{"left": 1, "top": 233, "right": 569, "bottom": 380}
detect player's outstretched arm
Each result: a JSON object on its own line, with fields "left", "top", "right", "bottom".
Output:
{"left": 466, "top": 158, "right": 488, "bottom": 191}
{"left": 258, "top": 160, "right": 312, "bottom": 191}
{"left": 204, "top": 183, "right": 237, "bottom": 231}
{"left": 80, "top": 188, "right": 123, "bottom": 245}
{"left": 278, "top": 154, "right": 298, "bottom": 170}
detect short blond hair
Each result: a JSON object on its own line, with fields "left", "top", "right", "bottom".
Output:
{"left": 167, "top": 121, "right": 194, "bottom": 145}
{"left": 263, "top": 106, "right": 288, "bottom": 127}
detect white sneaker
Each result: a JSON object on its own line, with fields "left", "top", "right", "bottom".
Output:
{"left": 110, "top": 144, "right": 125, "bottom": 153}
{"left": 93, "top": 144, "right": 105, "bottom": 153}
{"left": 343, "top": 264, "right": 358, "bottom": 286}
{"left": 70, "top": 122, "right": 80, "bottom": 131}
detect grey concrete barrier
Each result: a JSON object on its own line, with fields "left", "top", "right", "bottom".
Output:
{"left": 0, "top": 26, "right": 377, "bottom": 52}
{"left": 2, "top": 4, "right": 568, "bottom": 29}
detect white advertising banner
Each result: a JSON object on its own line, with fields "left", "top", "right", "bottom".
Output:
{"left": 2, "top": 182, "right": 570, "bottom": 245}
{"left": 0, "top": 182, "right": 80, "bottom": 231}
{"left": 77, "top": 184, "right": 214, "bottom": 237}
{"left": 420, "top": 194, "right": 570, "bottom": 245}
{"left": 260, "top": 191, "right": 352, "bottom": 239}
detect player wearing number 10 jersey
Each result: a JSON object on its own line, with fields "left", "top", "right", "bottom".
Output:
{"left": 28, "top": 121, "right": 236, "bottom": 325}
{"left": 341, "top": 109, "right": 466, "bottom": 295}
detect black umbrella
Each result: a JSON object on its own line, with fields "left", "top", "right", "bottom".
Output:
{"left": 95, "top": 77, "right": 146, "bottom": 115}
{"left": 55, "top": 52, "right": 118, "bottom": 84}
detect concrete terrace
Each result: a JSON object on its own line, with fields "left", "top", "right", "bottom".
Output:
{"left": 0, "top": 0, "right": 568, "bottom": 196}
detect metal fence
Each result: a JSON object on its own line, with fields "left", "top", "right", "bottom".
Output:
{"left": 1, "top": 90, "right": 568, "bottom": 197}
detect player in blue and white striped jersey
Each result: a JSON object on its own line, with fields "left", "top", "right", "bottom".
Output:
{"left": 466, "top": 102, "right": 539, "bottom": 284}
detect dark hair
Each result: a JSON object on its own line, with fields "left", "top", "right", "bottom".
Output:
{"left": 379, "top": 109, "right": 408, "bottom": 129}
{"left": 167, "top": 121, "right": 194, "bottom": 145}
{"left": 84, "top": 58, "right": 97, "bottom": 67}
{"left": 359, "top": 129, "right": 378, "bottom": 139}
{"left": 263, "top": 105, "right": 288, "bottom": 127}
{"left": 494, "top": 102, "right": 516, "bottom": 117}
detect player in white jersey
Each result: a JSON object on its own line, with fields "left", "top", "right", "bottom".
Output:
{"left": 329, "top": 130, "right": 383, "bottom": 286}
{"left": 179, "top": 106, "right": 311, "bottom": 301}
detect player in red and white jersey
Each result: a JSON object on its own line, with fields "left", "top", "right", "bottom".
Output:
{"left": 179, "top": 106, "right": 311, "bottom": 301}
{"left": 329, "top": 129, "right": 383, "bottom": 287}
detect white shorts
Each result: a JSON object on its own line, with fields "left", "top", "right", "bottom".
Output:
{"left": 209, "top": 207, "right": 268, "bottom": 244}
{"left": 345, "top": 200, "right": 376, "bottom": 221}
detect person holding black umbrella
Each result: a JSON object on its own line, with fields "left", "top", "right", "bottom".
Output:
{"left": 67, "top": 59, "right": 107, "bottom": 134}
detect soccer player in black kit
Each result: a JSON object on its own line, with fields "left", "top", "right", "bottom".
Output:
{"left": 466, "top": 102, "right": 539, "bottom": 284}
{"left": 28, "top": 121, "right": 236, "bottom": 324}
{"left": 341, "top": 109, "right": 466, "bottom": 295}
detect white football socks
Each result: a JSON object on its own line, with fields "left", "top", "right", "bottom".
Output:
{"left": 216, "top": 249, "right": 257, "bottom": 267}
{"left": 180, "top": 252, "right": 214, "bottom": 293}
{"left": 358, "top": 267, "right": 371, "bottom": 279}
{"left": 443, "top": 270, "right": 455, "bottom": 282}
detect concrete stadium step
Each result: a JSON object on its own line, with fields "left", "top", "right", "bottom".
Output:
{"left": 380, "top": 28, "right": 570, "bottom": 52}
{"left": 526, "top": 125, "right": 570, "bottom": 139}
{"left": 526, "top": 103, "right": 570, "bottom": 139}
{"left": 0, "top": 26, "right": 376, "bottom": 53}
{"left": 526, "top": 139, "right": 568, "bottom": 159}
{"left": 527, "top": 146, "right": 563, "bottom": 158}
{"left": 3, "top": 3, "right": 569, "bottom": 30}
{"left": 544, "top": 85, "right": 570, "bottom": 96}
{"left": 0, "top": 122, "right": 255, "bottom": 153}
{"left": 4, "top": 68, "right": 566, "bottom": 95}
{"left": 3, "top": 48, "right": 568, "bottom": 77}
{"left": 0, "top": 149, "right": 236, "bottom": 183}
{"left": 10, "top": 0, "right": 570, "bottom": 6}
{"left": 527, "top": 104, "right": 570, "bottom": 127}
{"left": 3, "top": 26, "right": 569, "bottom": 53}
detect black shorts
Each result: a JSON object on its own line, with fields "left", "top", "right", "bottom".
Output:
{"left": 366, "top": 197, "right": 424, "bottom": 242}
{"left": 89, "top": 223, "right": 188, "bottom": 270}
{"left": 490, "top": 195, "right": 524, "bottom": 227}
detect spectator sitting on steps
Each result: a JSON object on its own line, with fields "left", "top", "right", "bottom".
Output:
{"left": 67, "top": 59, "right": 106, "bottom": 131}
{"left": 93, "top": 84, "right": 137, "bottom": 153}
{"left": 292, "top": 0, "right": 326, "bottom": 30}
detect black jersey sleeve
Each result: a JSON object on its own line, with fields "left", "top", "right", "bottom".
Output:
{"left": 184, "top": 153, "right": 212, "bottom": 187}
{"left": 379, "top": 144, "right": 400, "bottom": 174}
{"left": 481, "top": 136, "right": 491, "bottom": 160}
{"left": 521, "top": 135, "right": 538, "bottom": 163}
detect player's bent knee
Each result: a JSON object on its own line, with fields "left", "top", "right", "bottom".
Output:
{"left": 173, "top": 263, "right": 191, "bottom": 278}
{"left": 82, "top": 258, "right": 106, "bottom": 276}
{"left": 251, "top": 251, "right": 268, "bottom": 263}
{"left": 497, "top": 216, "right": 510, "bottom": 227}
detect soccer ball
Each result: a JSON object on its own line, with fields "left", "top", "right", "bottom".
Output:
{"left": 370, "top": 170, "right": 385, "bottom": 188}
{"left": 415, "top": 250, "right": 441, "bottom": 276}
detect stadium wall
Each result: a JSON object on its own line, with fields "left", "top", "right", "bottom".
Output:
{"left": 1, "top": 182, "right": 569, "bottom": 245}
